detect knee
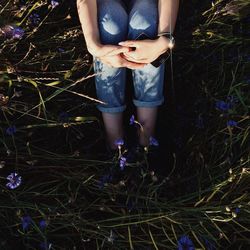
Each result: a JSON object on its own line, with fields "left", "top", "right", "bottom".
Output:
{"left": 128, "top": 1, "right": 158, "bottom": 39}
{"left": 97, "top": 0, "right": 128, "bottom": 44}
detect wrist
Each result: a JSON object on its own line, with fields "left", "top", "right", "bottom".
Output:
{"left": 156, "top": 36, "right": 170, "bottom": 54}
{"left": 86, "top": 40, "right": 102, "bottom": 56}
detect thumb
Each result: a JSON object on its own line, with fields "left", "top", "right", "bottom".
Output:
{"left": 123, "top": 51, "right": 137, "bottom": 58}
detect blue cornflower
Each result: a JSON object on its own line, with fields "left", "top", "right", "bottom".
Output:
{"left": 129, "top": 115, "right": 135, "bottom": 125}
{"left": 12, "top": 26, "right": 25, "bottom": 39}
{"left": 98, "top": 174, "right": 113, "bottom": 189}
{"left": 227, "top": 120, "right": 238, "bottom": 127}
{"left": 149, "top": 136, "right": 159, "bottom": 146}
{"left": 119, "top": 157, "right": 126, "bottom": 170}
{"left": 177, "top": 235, "right": 195, "bottom": 250}
{"left": 6, "top": 125, "right": 17, "bottom": 135}
{"left": 1, "top": 25, "right": 24, "bottom": 39}
{"left": 29, "top": 13, "right": 41, "bottom": 25}
{"left": 39, "top": 220, "right": 47, "bottom": 230}
{"left": 58, "top": 47, "right": 64, "bottom": 53}
{"left": 215, "top": 100, "right": 232, "bottom": 112}
{"left": 21, "top": 215, "right": 32, "bottom": 231}
{"left": 235, "top": 208, "right": 240, "bottom": 214}
{"left": 6, "top": 172, "right": 22, "bottom": 189}
{"left": 114, "top": 138, "right": 124, "bottom": 147}
{"left": 51, "top": 0, "right": 59, "bottom": 8}
{"left": 227, "top": 95, "right": 238, "bottom": 105}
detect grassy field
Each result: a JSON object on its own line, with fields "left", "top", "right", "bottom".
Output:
{"left": 0, "top": 0, "right": 249, "bottom": 249}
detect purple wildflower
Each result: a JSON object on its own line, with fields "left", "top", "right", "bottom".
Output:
{"left": 12, "top": 26, "right": 25, "bottom": 39}
{"left": 114, "top": 138, "right": 124, "bottom": 147}
{"left": 39, "top": 220, "right": 47, "bottom": 230}
{"left": 129, "top": 115, "right": 135, "bottom": 125}
{"left": 227, "top": 95, "right": 238, "bottom": 105}
{"left": 119, "top": 157, "right": 126, "bottom": 170}
{"left": 235, "top": 208, "right": 240, "bottom": 214}
{"left": 6, "top": 125, "right": 17, "bottom": 135}
{"left": 21, "top": 215, "right": 32, "bottom": 231}
{"left": 58, "top": 47, "right": 64, "bottom": 53}
{"left": 98, "top": 174, "right": 113, "bottom": 189}
{"left": 177, "top": 235, "right": 195, "bottom": 250}
{"left": 6, "top": 172, "right": 22, "bottom": 189}
{"left": 0, "top": 25, "right": 24, "bottom": 39}
{"left": 227, "top": 120, "right": 238, "bottom": 127}
{"left": 215, "top": 100, "right": 232, "bottom": 112}
{"left": 51, "top": 0, "right": 59, "bottom": 8}
{"left": 29, "top": 13, "right": 41, "bottom": 26}
{"left": 149, "top": 136, "right": 159, "bottom": 146}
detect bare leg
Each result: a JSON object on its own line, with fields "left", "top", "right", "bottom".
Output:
{"left": 136, "top": 107, "right": 158, "bottom": 146}
{"left": 102, "top": 112, "right": 124, "bottom": 150}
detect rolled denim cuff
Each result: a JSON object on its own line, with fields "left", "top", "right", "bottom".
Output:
{"left": 133, "top": 97, "right": 164, "bottom": 108}
{"left": 97, "top": 104, "right": 126, "bottom": 113}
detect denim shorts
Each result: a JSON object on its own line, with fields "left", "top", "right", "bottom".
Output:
{"left": 93, "top": 0, "right": 165, "bottom": 113}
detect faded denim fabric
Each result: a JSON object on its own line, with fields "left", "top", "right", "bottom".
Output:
{"left": 93, "top": 0, "right": 165, "bottom": 113}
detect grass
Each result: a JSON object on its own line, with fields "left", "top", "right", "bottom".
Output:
{"left": 0, "top": 0, "right": 249, "bottom": 249}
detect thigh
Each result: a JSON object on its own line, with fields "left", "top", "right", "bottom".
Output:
{"left": 97, "top": 0, "right": 129, "bottom": 44}
{"left": 128, "top": 0, "right": 158, "bottom": 39}
{"left": 94, "top": 0, "right": 128, "bottom": 112}
{"left": 128, "top": 0, "right": 165, "bottom": 107}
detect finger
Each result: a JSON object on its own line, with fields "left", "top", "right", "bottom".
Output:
{"left": 123, "top": 51, "right": 140, "bottom": 60}
{"left": 118, "top": 40, "right": 140, "bottom": 48}
{"left": 128, "top": 59, "right": 149, "bottom": 64}
{"left": 125, "top": 62, "right": 147, "bottom": 69}
{"left": 105, "top": 47, "right": 130, "bottom": 56}
{"left": 123, "top": 56, "right": 142, "bottom": 63}
{"left": 123, "top": 54, "right": 149, "bottom": 64}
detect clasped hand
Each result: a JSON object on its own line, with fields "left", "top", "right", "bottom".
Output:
{"left": 119, "top": 39, "right": 164, "bottom": 64}
{"left": 89, "top": 38, "right": 168, "bottom": 69}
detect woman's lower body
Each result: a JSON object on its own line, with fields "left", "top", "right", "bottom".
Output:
{"left": 93, "top": 0, "right": 165, "bottom": 149}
